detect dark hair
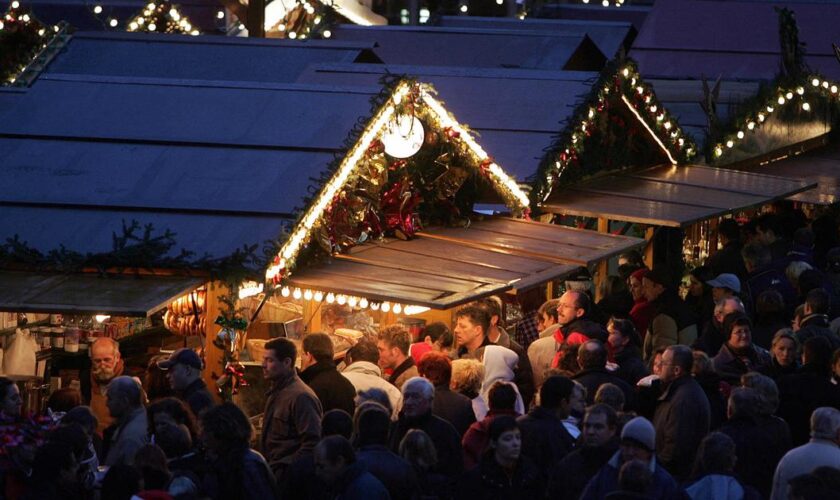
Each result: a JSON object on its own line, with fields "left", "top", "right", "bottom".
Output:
{"left": 538, "top": 299, "right": 560, "bottom": 322}
{"left": 61, "top": 406, "right": 98, "bottom": 435}
{"left": 741, "top": 243, "right": 771, "bottom": 269}
{"left": 303, "top": 332, "right": 334, "bottom": 363}
{"left": 378, "top": 324, "right": 411, "bottom": 355}
{"left": 718, "top": 218, "right": 741, "bottom": 243}
{"left": 201, "top": 403, "right": 253, "bottom": 500}
{"left": 101, "top": 464, "right": 143, "bottom": 500}
{"left": 488, "top": 381, "right": 517, "bottom": 412}
{"left": 619, "top": 250, "right": 646, "bottom": 268}
{"left": 31, "top": 440, "right": 76, "bottom": 482}
{"left": 347, "top": 339, "right": 379, "bottom": 365}
{"left": 728, "top": 387, "right": 759, "bottom": 419}
{"left": 619, "top": 459, "right": 652, "bottom": 494}
{"left": 155, "top": 422, "right": 192, "bottom": 458}
{"left": 539, "top": 375, "right": 574, "bottom": 409}
{"left": 755, "top": 289, "right": 786, "bottom": 317}
{"left": 399, "top": 429, "right": 438, "bottom": 472}
{"left": 798, "top": 269, "right": 825, "bottom": 296}
{"left": 488, "top": 415, "right": 519, "bottom": 442}
{"left": 322, "top": 409, "right": 353, "bottom": 440}
{"left": 691, "top": 432, "right": 737, "bottom": 479}
{"left": 756, "top": 213, "right": 782, "bottom": 237}
{"left": 689, "top": 265, "right": 714, "bottom": 283}
{"left": 47, "top": 388, "right": 82, "bottom": 413}
{"left": 788, "top": 473, "right": 835, "bottom": 500}
{"left": 148, "top": 397, "right": 200, "bottom": 445}
{"left": 48, "top": 423, "right": 89, "bottom": 459}
{"left": 803, "top": 336, "right": 833, "bottom": 373}
{"left": 569, "top": 290, "right": 592, "bottom": 316}
{"left": 417, "top": 351, "right": 452, "bottom": 386}
{"left": 355, "top": 388, "right": 393, "bottom": 416}
{"left": 265, "top": 337, "right": 297, "bottom": 363}
{"left": 594, "top": 383, "right": 625, "bottom": 412}
{"left": 608, "top": 317, "right": 642, "bottom": 348}
{"left": 667, "top": 345, "right": 694, "bottom": 373}
{"left": 722, "top": 311, "right": 752, "bottom": 338}
{"left": 423, "top": 322, "right": 453, "bottom": 348}
{"left": 145, "top": 354, "right": 174, "bottom": 402}
{"left": 355, "top": 403, "right": 390, "bottom": 447}
{"left": 586, "top": 403, "right": 618, "bottom": 429}
{"left": 578, "top": 340, "right": 607, "bottom": 370}
{"left": 134, "top": 444, "right": 171, "bottom": 491}
{"left": 806, "top": 287, "right": 830, "bottom": 315}
{"left": 317, "top": 435, "right": 355, "bottom": 465}
{"left": 455, "top": 304, "right": 491, "bottom": 336}
{"left": 479, "top": 297, "right": 504, "bottom": 327}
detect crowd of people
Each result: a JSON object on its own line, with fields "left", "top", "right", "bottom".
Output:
{"left": 0, "top": 212, "right": 839, "bottom": 499}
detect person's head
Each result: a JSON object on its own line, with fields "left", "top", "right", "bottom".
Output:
{"left": 345, "top": 339, "right": 379, "bottom": 366}
{"left": 322, "top": 409, "right": 353, "bottom": 440}
{"left": 692, "top": 350, "right": 713, "bottom": 376}
{"left": 691, "top": 432, "right": 737, "bottom": 478}
{"left": 157, "top": 348, "right": 203, "bottom": 392}
{"left": 717, "top": 218, "right": 741, "bottom": 245}
{"left": 417, "top": 351, "right": 452, "bottom": 387}
{"left": 453, "top": 304, "right": 490, "bottom": 351}
{"left": 756, "top": 289, "right": 786, "bottom": 320}
{"left": 537, "top": 299, "right": 561, "bottom": 331}
{"left": 618, "top": 459, "right": 652, "bottom": 494}
{"left": 46, "top": 387, "right": 80, "bottom": 413}
{"left": 727, "top": 386, "right": 759, "bottom": 420}
{"left": 0, "top": 378, "right": 22, "bottom": 418}
{"left": 707, "top": 273, "right": 740, "bottom": 302}
{"left": 810, "top": 407, "right": 840, "bottom": 444}
{"left": 619, "top": 417, "right": 656, "bottom": 464}
{"left": 61, "top": 406, "right": 98, "bottom": 438}
{"left": 642, "top": 268, "right": 671, "bottom": 302}
{"left": 354, "top": 388, "right": 393, "bottom": 416}
{"left": 600, "top": 275, "right": 629, "bottom": 299}
{"left": 314, "top": 435, "right": 355, "bottom": 484}
{"left": 577, "top": 340, "right": 607, "bottom": 371}
{"left": 619, "top": 250, "right": 645, "bottom": 268}
{"left": 740, "top": 372, "right": 780, "bottom": 416}
{"left": 422, "top": 322, "right": 454, "bottom": 352}
{"left": 450, "top": 358, "right": 483, "bottom": 396}
{"left": 105, "top": 376, "right": 143, "bottom": 419}
{"left": 792, "top": 304, "right": 806, "bottom": 332}
{"left": 377, "top": 325, "right": 411, "bottom": 371}
{"left": 90, "top": 337, "right": 121, "bottom": 384}
{"left": 628, "top": 269, "right": 648, "bottom": 302}
{"left": 803, "top": 336, "right": 833, "bottom": 371}
{"left": 101, "top": 463, "right": 142, "bottom": 500}
{"left": 148, "top": 397, "right": 199, "bottom": 445}
{"left": 787, "top": 473, "right": 836, "bottom": 500}
{"left": 771, "top": 329, "right": 799, "bottom": 367}
{"left": 48, "top": 423, "right": 90, "bottom": 465}
{"left": 755, "top": 214, "right": 782, "bottom": 245}
{"left": 301, "top": 333, "right": 335, "bottom": 370}
{"left": 713, "top": 296, "right": 746, "bottom": 325}
{"left": 401, "top": 377, "right": 434, "bottom": 418}
{"left": 594, "top": 383, "right": 625, "bottom": 412}
{"left": 539, "top": 375, "right": 574, "bottom": 417}
{"left": 488, "top": 415, "right": 521, "bottom": 465}
{"left": 263, "top": 337, "right": 297, "bottom": 381}
{"left": 659, "top": 345, "right": 693, "bottom": 384}
{"left": 569, "top": 381, "right": 586, "bottom": 419}
{"left": 607, "top": 317, "right": 641, "bottom": 351}
{"left": 487, "top": 381, "right": 517, "bottom": 413}
{"left": 200, "top": 402, "right": 252, "bottom": 456}
{"left": 154, "top": 422, "right": 192, "bottom": 459}
{"left": 786, "top": 261, "right": 813, "bottom": 291}
{"left": 798, "top": 269, "right": 825, "bottom": 298}
{"left": 805, "top": 287, "right": 830, "bottom": 316}
{"left": 722, "top": 312, "right": 753, "bottom": 351}
{"left": 741, "top": 242, "right": 772, "bottom": 273}
{"left": 399, "top": 429, "right": 438, "bottom": 472}
{"left": 145, "top": 354, "right": 174, "bottom": 401}
{"left": 557, "top": 291, "right": 589, "bottom": 326}
{"left": 134, "top": 444, "right": 171, "bottom": 491}
{"left": 479, "top": 296, "right": 504, "bottom": 331}
{"left": 651, "top": 348, "right": 667, "bottom": 377}
{"left": 583, "top": 403, "right": 618, "bottom": 447}
{"left": 354, "top": 403, "right": 390, "bottom": 447}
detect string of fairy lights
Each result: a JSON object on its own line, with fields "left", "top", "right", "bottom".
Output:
{"left": 89, "top": 1, "right": 202, "bottom": 35}
{"left": 712, "top": 75, "right": 840, "bottom": 161}
{"left": 1, "top": 1, "right": 65, "bottom": 86}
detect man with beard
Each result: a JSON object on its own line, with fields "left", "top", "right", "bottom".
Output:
{"left": 82, "top": 338, "right": 124, "bottom": 433}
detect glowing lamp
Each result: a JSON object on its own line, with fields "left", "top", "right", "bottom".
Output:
{"left": 381, "top": 115, "right": 424, "bottom": 159}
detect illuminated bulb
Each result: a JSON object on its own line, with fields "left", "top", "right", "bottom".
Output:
{"left": 404, "top": 306, "right": 430, "bottom": 315}
{"left": 129, "top": 21, "right": 137, "bottom": 30}
{"left": 812, "top": 78, "right": 821, "bottom": 87}
{"left": 326, "top": 293, "right": 335, "bottom": 304}
{"left": 766, "top": 105, "right": 774, "bottom": 113}
{"left": 147, "top": 2, "right": 155, "bottom": 9}
{"left": 747, "top": 121, "right": 756, "bottom": 130}
{"left": 802, "top": 102, "right": 811, "bottom": 111}
{"left": 281, "top": 287, "right": 291, "bottom": 297}
{"left": 602, "top": 0, "right": 609, "bottom": 6}
{"left": 336, "top": 295, "right": 347, "bottom": 305}
{"left": 758, "top": 113, "right": 766, "bottom": 122}
{"left": 292, "top": 288, "right": 302, "bottom": 300}
{"left": 303, "top": 289, "right": 313, "bottom": 301}
{"left": 137, "top": 18, "right": 144, "bottom": 25}
{"left": 496, "top": 0, "right": 503, "bottom": 4}
{"left": 95, "top": 315, "right": 110, "bottom": 323}
{"left": 726, "top": 140, "right": 734, "bottom": 148}
{"left": 0, "top": 21, "right": 4, "bottom": 30}
{"left": 796, "top": 87, "right": 804, "bottom": 95}
{"left": 649, "top": 105, "right": 657, "bottom": 113}
{"left": 21, "top": 14, "right": 29, "bottom": 22}
{"left": 657, "top": 113, "right": 665, "bottom": 122}
{"left": 664, "top": 121, "right": 672, "bottom": 130}
{"left": 314, "top": 15, "right": 321, "bottom": 24}
{"left": 381, "top": 302, "right": 391, "bottom": 313}
{"left": 831, "top": 85, "right": 838, "bottom": 94}
{"left": 217, "top": 10, "right": 224, "bottom": 19}
{"left": 678, "top": 138, "right": 685, "bottom": 146}
{"left": 38, "top": 28, "right": 44, "bottom": 35}
{"left": 714, "top": 146, "right": 723, "bottom": 157}
{"left": 622, "top": 67, "right": 630, "bottom": 77}
{"left": 348, "top": 296, "right": 357, "bottom": 308}
{"left": 190, "top": 30, "right": 199, "bottom": 36}
{"left": 359, "top": 298, "right": 369, "bottom": 309}
{"left": 94, "top": 5, "right": 103, "bottom": 14}
{"left": 323, "top": 30, "right": 331, "bottom": 38}
{"left": 736, "top": 131, "right": 744, "bottom": 139}
{"left": 823, "top": 81, "right": 830, "bottom": 89}
{"left": 785, "top": 91, "right": 793, "bottom": 99}
{"left": 12, "top": 1, "right": 20, "bottom": 8}
{"left": 636, "top": 86, "right": 644, "bottom": 94}
{"left": 370, "top": 302, "right": 380, "bottom": 311}
{"left": 631, "top": 78, "right": 636, "bottom": 85}
{"left": 777, "top": 96, "right": 785, "bottom": 105}
{"left": 109, "top": 18, "right": 118, "bottom": 27}
{"left": 170, "top": 9, "right": 180, "bottom": 20}
{"left": 392, "top": 303, "right": 403, "bottom": 315}
{"left": 459, "top": 5, "right": 468, "bottom": 13}
{"left": 289, "top": 31, "right": 297, "bottom": 39}
{"left": 588, "top": 108, "right": 594, "bottom": 119}
{"left": 313, "top": 291, "right": 323, "bottom": 302}
{"left": 148, "top": 23, "right": 156, "bottom": 31}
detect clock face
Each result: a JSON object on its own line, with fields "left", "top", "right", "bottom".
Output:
{"left": 381, "top": 115, "right": 425, "bottom": 159}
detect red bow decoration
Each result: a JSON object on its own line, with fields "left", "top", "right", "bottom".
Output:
{"left": 443, "top": 127, "right": 460, "bottom": 140}
{"left": 223, "top": 361, "right": 248, "bottom": 395}
{"left": 381, "top": 179, "right": 423, "bottom": 239}
{"left": 478, "top": 158, "right": 493, "bottom": 177}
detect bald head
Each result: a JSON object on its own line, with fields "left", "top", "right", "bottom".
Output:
{"left": 578, "top": 340, "right": 607, "bottom": 370}
{"left": 715, "top": 297, "right": 745, "bottom": 324}
{"left": 106, "top": 376, "right": 143, "bottom": 419}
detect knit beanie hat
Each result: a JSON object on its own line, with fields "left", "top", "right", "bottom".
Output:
{"left": 621, "top": 416, "right": 656, "bottom": 452}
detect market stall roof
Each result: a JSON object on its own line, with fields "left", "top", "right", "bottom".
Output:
{"left": 284, "top": 217, "right": 645, "bottom": 309}
{"left": 433, "top": 15, "right": 636, "bottom": 57}
{"left": 733, "top": 140, "right": 840, "bottom": 206}
{"left": 535, "top": 3, "right": 651, "bottom": 31}
{"left": 43, "top": 31, "right": 381, "bottom": 84}
{"left": 0, "top": 272, "right": 204, "bottom": 316}
{"left": 326, "top": 25, "right": 607, "bottom": 71}
{"left": 630, "top": 0, "right": 840, "bottom": 80}
{"left": 542, "top": 164, "right": 816, "bottom": 228}
{"left": 296, "top": 62, "right": 597, "bottom": 182}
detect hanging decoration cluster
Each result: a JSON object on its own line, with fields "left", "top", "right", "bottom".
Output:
{"left": 0, "top": 1, "right": 63, "bottom": 86}
{"left": 126, "top": 1, "right": 199, "bottom": 35}
{"left": 581, "top": 0, "right": 626, "bottom": 7}
{"left": 273, "top": 0, "right": 337, "bottom": 40}
{"left": 530, "top": 58, "right": 697, "bottom": 206}
{"left": 265, "top": 78, "right": 530, "bottom": 287}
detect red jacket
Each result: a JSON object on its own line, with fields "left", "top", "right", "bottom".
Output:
{"left": 461, "top": 409, "right": 520, "bottom": 469}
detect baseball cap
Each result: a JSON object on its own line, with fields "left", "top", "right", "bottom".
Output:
{"left": 706, "top": 273, "right": 741, "bottom": 294}
{"left": 157, "top": 348, "right": 202, "bottom": 370}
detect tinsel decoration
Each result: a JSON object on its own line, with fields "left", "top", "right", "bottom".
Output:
{"left": 0, "top": 2, "right": 62, "bottom": 86}
{"left": 126, "top": 0, "right": 199, "bottom": 35}
{"left": 215, "top": 361, "right": 248, "bottom": 398}
{"left": 272, "top": 0, "right": 338, "bottom": 40}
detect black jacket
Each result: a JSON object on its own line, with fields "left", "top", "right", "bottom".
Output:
{"left": 389, "top": 411, "right": 464, "bottom": 477}
{"left": 357, "top": 444, "right": 418, "bottom": 500}
{"left": 759, "top": 358, "right": 799, "bottom": 381}
{"left": 572, "top": 368, "right": 637, "bottom": 411}
{"left": 707, "top": 240, "right": 747, "bottom": 281}
{"left": 455, "top": 453, "right": 543, "bottom": 500}
{"left": 300, "top": 361, "right": 356, "bottom": 416}
{"left": 546, "top": 439, "right": 620, "bottom": 500}
{"left": 711, "top": 343, "right": 772, "bottom": 386}
{"left": 718, "top": 414, "right": 793, "bottom": 498}
{"left": 693, "top": 371, "right": 727, "bottom": 430}
{"left": 180, "top": 378, "right": 216, "bottom": 417}
{"left": 777, "top": 363, "right": 840, "bottom": 445}
{"left": 516, "top": 406, "right": 575, "bottom": 475}
{"left": 796, "top": 314, "right": 840, "bottom": 351}
{"left": 692, "top": 321, "right": 725, "bottom": 357}
{"left": 652, "top": 376, "right": 711, "bottom": 481}
{"left": 432, "top": 385, "right": 475, "bottom": 437}
{"left": 613, "top": 344, "right": 649, "bottom": 386}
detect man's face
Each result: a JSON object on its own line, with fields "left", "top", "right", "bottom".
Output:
{"left": 642, "top": 278, "right": 664, "bottom": 302}
{"left": 402, "top": 386, "right": 432, "bottom": 418}
{"left": 377, "top": 340, "right": 399, "bottom": 370}
{"left": 711, "top": 287, "right": 729, "bottom": 302}
{"left": 262, "top": 350, "right": 291, "bottom": 381}
{"left": 620, "top": 441, "right": 653, "bottom": 464}
{"left": 659, "top": 349, "right": 679, "bottom": 384}
{"left": 314, "top": 447, "right": 345, "bottom": 484}
{"left": 607, "top": 323, "right": 628, "bottom": 350}
{"left": 728, "top": 324, "right": 752, "bottom": 350}
{"left": 569, "top": 386, "right": 585, "bottom": 418}
{"left": 756, "top": 227, "right": 774, "bottom": 245}
{"left": 105, "top": 386, "right": 126, "bottom": 419}
{"left": 166, "top": 363, "right": 191, "bottom": 391}
{"left": 91, "top": 342, "right": 120, "bottom": 384}
{"left": 557, "top": 292, "right": 583, "bottom": 326}
{"left": 454, "top": 316, "right": 483, "bottom": 350}
{"left": 583, "top": 412, "right": 616, "bottom": 447}
{"left": 537, "top": 312, "right": 553, "bottom": 331}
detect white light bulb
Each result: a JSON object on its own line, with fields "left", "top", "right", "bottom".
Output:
{"left": 292, "top": 288, "right": 302, "bottom": 300}
{"left": 303, "top": 289, "right": 313, "bottom": 301}
{"left": 823, "top": 81, "right": 830, "bottom": 89}
{"left": 459, "top": 5, "right": 468, "bottom": 13}
{"left": 747, "top": 121, "right": 756, "bottom": 130}
{"left": 217, "top": 10, "right": 224, "bottom": 19}
{"left": 371, "top": 302, "right": 380, "bottom": 311}
{"left": 714, "top": 146, "right": 723, "bottom": 157}
{"left": 777, "top": 96, "right": 785, "bottom": 105}
{"left": 323, "top": 30, "right": 331, "bottom": 38}
{"left": 802, "top": 102, "right": 811, "bottom": 111}
{"left": 726, "top": 140, "right": 734, "bottom": 148}
{"left": 336, "top": 295, "right": 347, "bottom": 305}
{"left": 796, "top": 87, "right": 804, "bottom": 95}
{"left": 289, "top": 32, "right": 297, "bottom": 39}
{"left": 392, "top": 303, "right": 402, "bottom": 315}
{"left": 758, "top": 113, "right": 766, "bottom": 122}
{"left": 109, "top": 18, "right": 118, "bottom": 27}
{"left": 381, "top": 302, "right": 391, "bottom": 313}
{"left": 664, "top": 121, "right": 672, "bottom": 130}
{"left": 785, "top": 91, "right": 793, "bottom": 100}
{"left": 649, "top": 105, "right": 657, "bottom": 113}
{"left": 326, "top": 293, "right": 335, "bottom": 304}
{"left": 281, "top": 287, "right": 291, "bottom": 297}
{"left": 812, "top": 78, "right": 821, "bottom": 87}
{"left": 622, "top": 68, "right": 629, "bottom": 77}
{"left": 12, "top": 1, "right": 20, "bottom": 9}
{"left": 314, "top": 291, "right": 324, "bottom": 302}
{"left": 766, "top": 105, "right": 774, "bottom": 113}
{"left": 148, "top": 23, "right": 156, "bottom": 31}
{"left": 736, "top": 131, "right": 744, "bottom": 139}
{"left": 21, "top": 14, "right": 30, "bottom": 22}
{"left": 348, "top": 296, "right": 357, "bottom": 307}
{"left": 359, "top": 298, "right": 369, "bottom": 309}
{"left": 831, "top": 85, "right": 838, "bottom": 94}
{"left": 94, "top": 5, "right": 103, "bottom": 14}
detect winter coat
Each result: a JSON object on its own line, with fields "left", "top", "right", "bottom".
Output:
{"left": 341, "top": 361, "right": 402, "bottom": 417}
{"left": 552, "top": 317, "right": 609, "bottom": 367}
{"left": 104, "top": 406, "right": 148, "bottom": 467}
{"left": 432, "top": 385, "right": 475, "bottom": 437}
{"left": 685, "top": 474, "right": 762, "bottom": 500}
{"left": 202, "top": 448, "right": 279, "bottom": 500}
{"left": 357, "top": 444, "right": 417, "bottom": 500}
{"left": 693, "top": 371, "right": 728, "bottom": 430}
{"left": 707, "top": 240, "right": 747, "bottom": 282}
{"left": 527, "top": 336, "right": 557, "bottom": 390}
{"left": 711, "top": 343, "right": 772, "bottom": 386}
{"left": 389, "top": 357, "right": 419, "bottom": 391}
{"left": 758, "top": 357, "right": 799, "bottom": 381}
{"left": 546, "top": 440, "right": 620, "bottom": 500}
{"left": 455, "top": 453, "right": 543, "bottom": 500}
{"left": 516, "top": 406, "right": 575, "bottom": 475}
{"left": 796, "top": 313, "right": 840, "bottom": 351}
{"left": 652, "top": 376, "right": 711, "bottom": 481}
{"left": 770, "top": 438, "right": 840, "bottom": 500}
{"left": 300, "top": 361, "right": 357, "bottom": 416}
{"left": 573, "top": 368, "right": 637, "bottom": 411}
{"left": 472, "top": 346, "right": 525, "bottom": 421}
{"left": 178, "top": 378, "right": 216, "bottom": 418}
{"left": 692, "top": 321, "right": 725, "bottom": 358}
{"left": 613, "top": 344, "right": 649, "bottom": 386}
{"left": 718, "top": 414, "right": 792, "bottom": 498}
{"left": 777, "top": 364, "right": 840, "bottom": 445}
{"left": 332, "top": 461, "right": 390, "bottom": 500}
{"left": 743, "top": 265, "right": 797, "bottom": 314}
{"left": 580, "top": 451, "right": 684, "bottom": 500}
{"left": 630, "top": 299, "right": 657, "bottom": 343}
{"left": 461, "top": 409, "right": 519, "bottom": 470}
{"left": 389, "top": 410, "right": 463, "bottom": 477}
{"left": 491, "top": 327, "right": 535, "bottom": 408}
{"left": 261, "top": 374, "right": 323, "bottom": 479}
{"left": 643, "top": 291, "right": 698, "bottom": 361}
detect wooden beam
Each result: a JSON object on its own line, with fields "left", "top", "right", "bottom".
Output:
{"left": 247, "top": 0, "right": 265, "bottom": 38}
{"left": 596, "top": 218, "right": 609, "bottom": 302}
{"left": 644, "top": 227, "right": 655, "bottom": 269}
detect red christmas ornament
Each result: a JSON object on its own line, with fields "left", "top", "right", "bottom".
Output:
{"left": 368, "top": 139, "right": 384, "bottom": 155}
{"left": 389, "top": 159, "right": 407, "bottom": 171}
{"left": 443, "top": 127, "right": 460, "bottom": 139}
{"left": 478, "top": 158, "right": 493, "bottom": 176}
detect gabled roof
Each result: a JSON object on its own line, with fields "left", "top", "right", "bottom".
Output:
{"left": 631, "top": 0, "right": 840, "bottom": 80}
{"left": 327, "top": 25, "right": 607, "bottom": 71}
{"left": 43, "top": 31, "right": 382, "bottom": 83}
{"left": 295, "top": 62, "right": 597, "bottom": 182}
{"left": 534, "top": 3, "right": 651, "bottom": 31}
{"left": 433, "top": 15, "right": 636, "bottom": 57}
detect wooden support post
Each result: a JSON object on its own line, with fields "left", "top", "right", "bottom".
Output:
{"left": 708, "top": 218, "right": 719, "bottom": 262}
{"left": 408, "top": 0, "right": 419, "bottom": 25}
{"left": 596, "top": 218, "right": 609, "bottom": 302}
{"left": 246, "top": 0, "right": 265, "bottom": 37}
{"left": 202, "top": 281, "right": 227, "bottom": 403}
{"left": 644, "top": 227, "right": 655, "bottom": 269}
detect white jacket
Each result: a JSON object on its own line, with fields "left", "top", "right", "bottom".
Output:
{"left": 472, "top": 345, "right": 525, "bottom": 420}
{"left": 341, "top": 361, "right": 403, "bottom": 417}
